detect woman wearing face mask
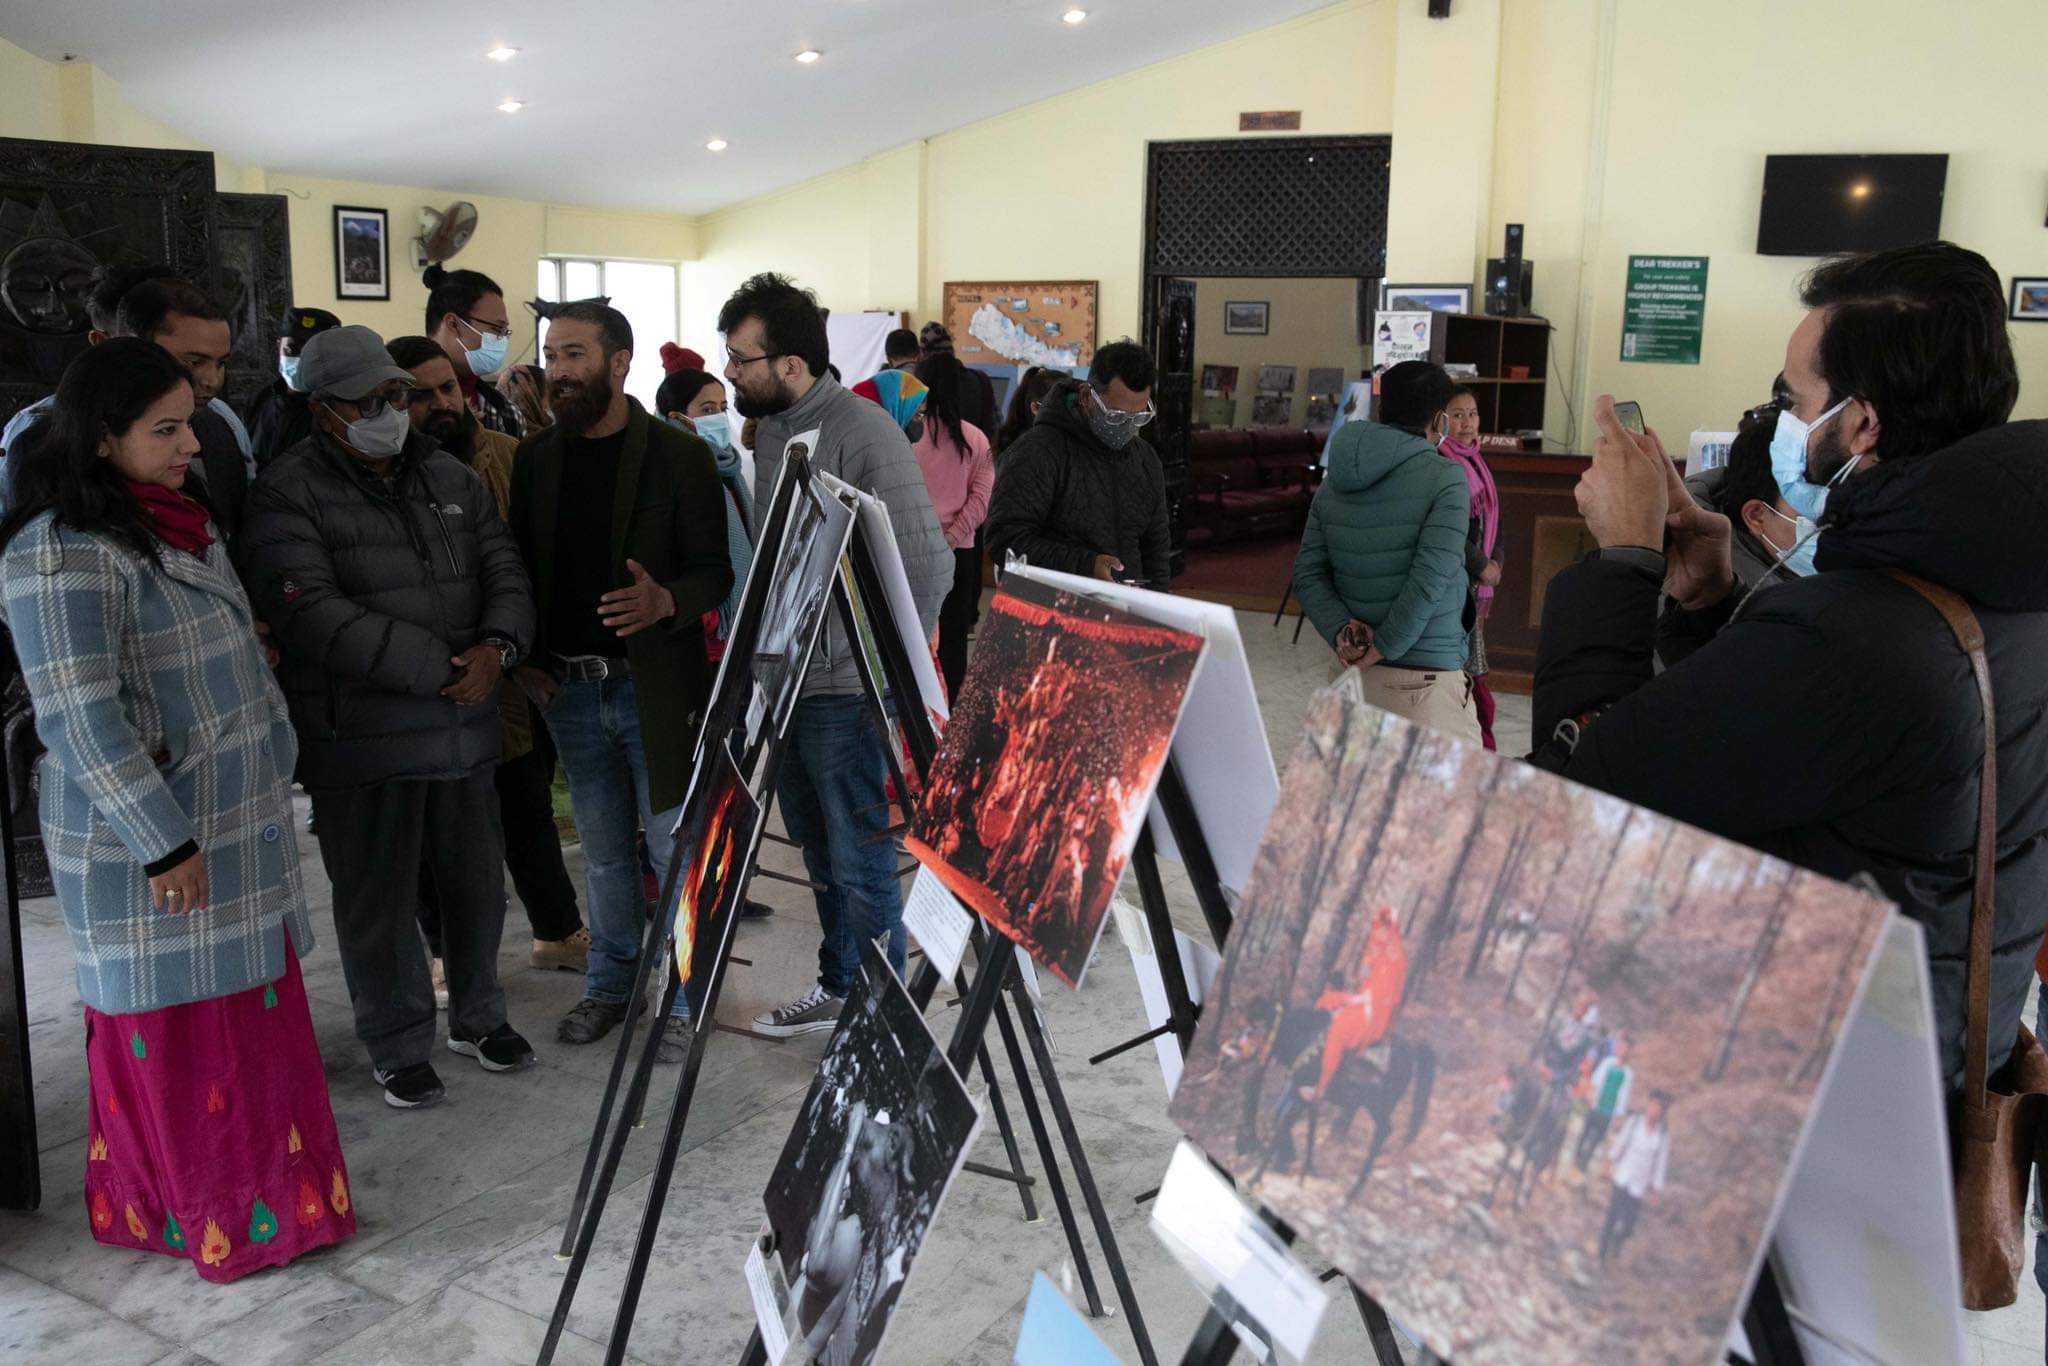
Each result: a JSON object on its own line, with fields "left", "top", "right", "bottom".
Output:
{"left": 0, "top": 339, "right": 355, "bottom": 1279}
{"left": 423, "top": 265, "right": 524, "bottom": 437}
{"left": 1430, "top": 385, "right": 1504, "bottom": 750}
{"left": 656, "top": 368, "right": 753, "bottom": 663}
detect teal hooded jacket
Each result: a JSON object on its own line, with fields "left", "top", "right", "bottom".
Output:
{"left": 1293, "top": 420, "right": 1472, "bottom": 669}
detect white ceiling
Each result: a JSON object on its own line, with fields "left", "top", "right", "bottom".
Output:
{"left": 0, "top": 0, "right": 1338, "bottom": 216}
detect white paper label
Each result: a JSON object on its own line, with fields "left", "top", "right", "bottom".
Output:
{"left": 743, "top": 1238, "right": 793, "bottom": 1364}
{"left": 903, "top": 867, "right": 974, "bottom": 980}
{"left": 745, "top": 682, "right": 767, "bottom": 746}
{"left": 1152, "top": 1143, "right": 1330, "bottom": 1364}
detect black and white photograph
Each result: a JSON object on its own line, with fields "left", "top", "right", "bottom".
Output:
{"left": 759, "top": 940, "right": 982, "bottom": 1366}
{"left": 1222, "top": 300, "right": 1269, "bottom": 334}
{"left": 750, "top": 471, "right": 856, "bottom": 739}
{"left": 332, "top": 205, "right": 389, "bottom": 300}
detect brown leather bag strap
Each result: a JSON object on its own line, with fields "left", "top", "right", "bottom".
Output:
{"left": 1889, "top": 569, "right": 1999, "bottom": 1109}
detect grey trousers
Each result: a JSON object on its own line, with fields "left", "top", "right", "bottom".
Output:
{"left": 311, "top": 768, "right": 509, "bottom": 1072}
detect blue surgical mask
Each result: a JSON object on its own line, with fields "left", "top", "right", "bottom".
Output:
{"left": 689, "top": 413, "right": 733, "bottom": 454}
{"left": 456, "top": 317, "right": 510, "bottom": 381}
{"left": 1768, "top": 397, "right": 1853, "bottom": 520}
{"left": 1762, "top": 505, "right": 1820, "bottom": 578}
{"left": 278, "top": 354, "right": 302, "bottom": 391}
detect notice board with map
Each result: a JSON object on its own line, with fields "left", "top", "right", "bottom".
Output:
{"left": 942, "top": 280, "right": 1098, "bottom": 371}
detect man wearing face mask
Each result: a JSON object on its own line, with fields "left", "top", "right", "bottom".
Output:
{"left": 424, "top": 265, "right": 524, "bottom": 437}
{"left": 984, "top": 339, "right": 1171, "bottom": 591}
{"left": 243, "top": 324, "right": 538, "bottom": 1109}
{"left": 719, "top": 273, "right": 950, "bottom": 1040}
{"left": 1535, "top": 241, "right": 2048, "bottom": 1113}
{"left": 246, "top": 306, "right": 341, "bottom": 470}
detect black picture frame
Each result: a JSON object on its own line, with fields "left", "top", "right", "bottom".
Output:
{"left": 1221, "top": 300, "right": 1269, "bottom": 335}
{"left": 2010, "top": 277, "right": 2048, "bottom": 323}
{"left": 333, "top": 204, "right": 389, "bottom": 301}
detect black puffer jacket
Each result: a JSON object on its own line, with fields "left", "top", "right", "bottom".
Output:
{"left": 983, "top": 380, "right": 1171, "bottom": 590}
{"left": 241, "top": 428, "right": 534, "bottom": 789}
{"left": 1533, "top": 421, "right": 2048, "bottom": 1095}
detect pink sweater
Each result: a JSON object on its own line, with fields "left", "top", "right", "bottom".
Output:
{"left": 912, "top": 421, "right": 995, "bottom": 549}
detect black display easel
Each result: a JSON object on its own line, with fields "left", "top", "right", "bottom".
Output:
{"left": 0, "top": 718, "right": 36, "bottom": 1213}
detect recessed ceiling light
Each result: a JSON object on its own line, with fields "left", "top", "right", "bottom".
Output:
{"left": 1062, "top": 7, "right": 1088, "bottom": 23}
{"left": 497, "top": 99, "right": 525, "bottom": 114}
{"left": 486, "top": 45, "right": 518, "bottom": 62}
{"left": 795, "top": 49, "right": 822, "bottom": 64}
{"left": 706, "top": 138, "right": 729, "bottom": 152}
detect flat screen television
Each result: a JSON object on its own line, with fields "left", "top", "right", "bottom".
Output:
{"left": 1756, "top": 154, "right": 1947, "bottom": 256}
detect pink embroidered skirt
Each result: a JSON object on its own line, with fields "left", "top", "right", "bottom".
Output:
{"left": 82, "top": 941, "right": 356, "bottom": 1282}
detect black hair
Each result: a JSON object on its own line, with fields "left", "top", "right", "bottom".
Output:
{"left": 1378, "top": 361, "right": 1454, "bottom": 431}
{"left": 993, "top": 366, "right": 1060, "bottom": 459}
{"left": 547, "top": 299, "right": 633, "bottom": 358}
{"left": 1798, "top": 240, "right": 2017, "bottom": 461}
{"left": 422, "top": 264, "right": 505, "bottom": 335}
{"left": 0, "top": 339, "right": 197, "bottom": 565}
{"left": 656, "top": 369, "right": 722, "bottom": 416}
{"left": 1447, "top": 383, "right": 1477, "bottom": 403}
{"left": 914, "top": 354, "right": 971, "bottom": 458}
{"left": 884, "top": 327, "right": 920, "bottom": 362}
{"left": 716, "top": 272, "right": 830, "bottom": 379}
{"left": 384, "top": 335, "right": 449, "bottom": 372}
{"left": 1087, "top": 338, "right": 1154, "bottom": 392}
{"left": 114, "top": 275, "right": 227, "bottom": 341}
{"left": 86, "top": 263, "right": 177, "bottom": 334}
{"left": 1711, "top": 408, "right": 1786, "bottom": 523}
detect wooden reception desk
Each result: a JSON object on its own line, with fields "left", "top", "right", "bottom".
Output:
{"left": 1481, "top": 450, "right": 1599, "bottom": 695}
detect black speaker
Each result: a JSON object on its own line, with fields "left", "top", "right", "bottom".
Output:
{"left": 1484, "top": 259, "right": 1532, "bottom": 317}
{"left": 1428, "top": 0, "right": 1453, "bottom": 16}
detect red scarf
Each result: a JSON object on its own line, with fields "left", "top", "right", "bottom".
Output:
{"left": 125, "top": 480, "right": 214, "bottom": 558}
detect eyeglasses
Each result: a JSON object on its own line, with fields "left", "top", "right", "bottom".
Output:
{"left": 1089, "top": 385, "right": 1156, "bottom": 428}
{"left": 726, "top": 350, "right": 785, "bottom": 369}
{"left": 346, "top": 386, "right": 412, "bottom": 418}
{"left": 460, "top": 314, "right": 512, "bottom": 340}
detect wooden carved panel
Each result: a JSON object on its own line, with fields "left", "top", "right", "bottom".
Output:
{"left": 0, "top": 137, "right": 218, "bottom": 423}
{"left": 214, "top": 192, "right": 293, "bottom": 415}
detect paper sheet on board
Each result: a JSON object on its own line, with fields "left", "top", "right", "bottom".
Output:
{"left": 816, "top": 470, "right": 949, "bottom": 724}
{"left": 1005, "top": 563, "right": 1277, "bottom": 894}
{"left": 903, "top": 866, "right": 975, "bottom": 981}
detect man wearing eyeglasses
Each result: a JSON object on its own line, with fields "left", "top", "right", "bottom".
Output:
{"left": 984, "top": 339, "right": 1171, "bottom": 592}
{"left": 424, "top": 265, "right": 524, "bottom": 437}
{"left": 243, "top": 324, "right": 538, "bottom": 1109}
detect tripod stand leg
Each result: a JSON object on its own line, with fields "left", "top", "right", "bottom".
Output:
{"left": 1011, "top": 984, "right": 1160, "bottom": 1366}
{"left": 975, "top": 1039, "right": 1040, "bottom": 1223}
{"left": 992, "top": 995, "right": 1105, "bottom": 1315}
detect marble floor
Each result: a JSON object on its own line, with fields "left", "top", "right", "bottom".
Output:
{"left": 1, "top": 610, "right": 2038, "bottom": 1365}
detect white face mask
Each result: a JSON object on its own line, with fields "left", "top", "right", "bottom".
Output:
{"left": 329, "top": 402, "right": 410, "bottom": 460}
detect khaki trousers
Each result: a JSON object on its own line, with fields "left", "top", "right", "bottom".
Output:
{"left": 1352, "top": 662, "right": 1484, "bottom": 746}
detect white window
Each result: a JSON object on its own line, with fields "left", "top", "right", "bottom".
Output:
{"left": 536, "top": 257, "right": 679, "bottom": 410}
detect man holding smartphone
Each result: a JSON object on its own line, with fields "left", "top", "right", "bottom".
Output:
{"left": 1292, "top": 360, "right": 1480, "bottom": 743}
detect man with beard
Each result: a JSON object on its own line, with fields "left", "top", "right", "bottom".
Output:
{"left": 507, "top": 301, "right": 731, "bottom": 1061}
{"left": 720, "top": 274, "right": 951, "bottom": 1040}
{"left": 389, "top": 336, "right": 590, "bottom": 993}
{"left": 243, "top": 325, "right": 537, "bottom": 1108}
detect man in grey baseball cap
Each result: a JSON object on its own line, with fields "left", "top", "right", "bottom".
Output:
{"left": 244, "top": 323, "right": 538, "bottom": 1109}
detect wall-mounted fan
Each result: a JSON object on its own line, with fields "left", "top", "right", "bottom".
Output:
{"left": 412, "top": 201, "right": 479, "bottom": 269}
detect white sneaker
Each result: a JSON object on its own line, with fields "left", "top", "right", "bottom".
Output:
{"left": 430, "top": 957, "right": 449, "bottom": 1011}
{"left": 752, "top": 985, "right": 844, "bottom": 1038}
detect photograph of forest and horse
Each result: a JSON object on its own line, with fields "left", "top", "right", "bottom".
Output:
{"left": 905, "top": 576, "right": 1204, "bottom": 987}
{"left": 1169, "top": 680, "right": 1891, "bottom": 1366}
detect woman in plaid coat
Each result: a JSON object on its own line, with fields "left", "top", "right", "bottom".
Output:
{"left": 0, "top": 340, "right": 353, "bottom": 1282}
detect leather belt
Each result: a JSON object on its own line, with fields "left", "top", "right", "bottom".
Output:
{"left": 560, "top": 655, "right": 631, "bottom": 681}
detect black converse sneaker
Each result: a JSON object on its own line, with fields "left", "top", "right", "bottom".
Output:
{"left": 373, "top": 1061, "right": 447, "bottom": 1110}
{"left": 752, "top": 985, "right": 845, "bottom": 1038}
{"left": 447, "top": 1024, "right": 537, "bottom": 1073}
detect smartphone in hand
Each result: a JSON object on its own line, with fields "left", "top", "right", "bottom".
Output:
{"left": 1613, "top": 400, "right": 1646, "bottom": 436}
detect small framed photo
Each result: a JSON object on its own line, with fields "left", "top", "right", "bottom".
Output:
{"left": 1223, "top": 300, "right": 1269, "bottom": 335}
{"left": 2010, "top": 277, "right": 2048, "bottom": 322}
{"left": 334, "top": 205, "right": 390, "bottom": 301}
{"left": 1379, "top": 281, "right": 1472, "bottom": 315}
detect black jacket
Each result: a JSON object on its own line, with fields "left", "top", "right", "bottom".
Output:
{"left": 241, "top": 429, "right": 535, "bottom": 789}
{"left": 245, "top": 378, "right": 314, "bottom": 471}
{"left": 983, "top": 380, "right": 1171, "bottom": 590}
{"left": 1533, "top": 421, "right": 2048, "bottom": 1094}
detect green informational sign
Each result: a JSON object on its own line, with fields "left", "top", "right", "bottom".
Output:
{"left": 1620, "top": 255, "right": 1709, "bottom": 365}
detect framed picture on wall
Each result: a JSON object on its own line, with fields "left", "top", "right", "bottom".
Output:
{"left": 333, "top": 205, "right": 390, "bottom": 300}
{"left": 2011, "top": 277, "right": 2048, "bottom": 322}
{"left": 1222, "top": 300, "right": 1269, "bottom": 335}
{"left": 1379, "top": 281, "right": 1472, "bottom": 314}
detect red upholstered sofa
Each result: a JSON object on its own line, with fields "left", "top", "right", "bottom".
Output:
{"left": 1183, "top": 427, "right": 1324, "bottom": 544}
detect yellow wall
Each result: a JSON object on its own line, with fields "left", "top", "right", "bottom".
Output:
{"left": 1192, "top": 277, "right": 1367, "bottom": 429}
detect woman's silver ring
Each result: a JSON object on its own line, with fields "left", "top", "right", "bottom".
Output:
{"left": 165, "top": 889, "right": 181, "bottom": 899}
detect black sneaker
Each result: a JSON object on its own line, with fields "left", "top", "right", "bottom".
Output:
{"left": 654, "top": 1017, "right": 692, "bottom": 1065}
{"left": 557, "top": 997, "right": 629, "bottom": 1046}
{"left": 752, "top": 985, "right": 845, "bottom": 1039}
{"left": 448, "top": 1023, "right": 536, "bottom": 1073}
{"left": 372, "top": 1061, "right": 446, "bottom": 1110}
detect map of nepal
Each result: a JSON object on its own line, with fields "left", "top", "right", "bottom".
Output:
{"left": 968, "top": 302, "right": 1082, "bottom": 368}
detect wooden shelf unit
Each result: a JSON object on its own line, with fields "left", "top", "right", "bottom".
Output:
{"left": 1435, "top": 313, "right": 1552, "bottom": 449}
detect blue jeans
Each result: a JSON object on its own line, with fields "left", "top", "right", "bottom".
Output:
{"left": 774, "top": 692, "right": 907, "bottom": 996}
{"left": 542, "top": 678, "right": 684, "bottom": 1016}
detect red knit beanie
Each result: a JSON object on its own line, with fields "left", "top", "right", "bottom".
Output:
{"left": 660, "top": 343, "right": 705, "bottom": 374}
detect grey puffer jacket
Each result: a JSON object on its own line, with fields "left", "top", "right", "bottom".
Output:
{"left": 982, "top": 381, "right": 1171, "bottom": 591}
{"left": 241, "top": 428, "right": 534, "bottom": 788}
{"left": 752, "top": 374, "right": 951, "bottom": 699}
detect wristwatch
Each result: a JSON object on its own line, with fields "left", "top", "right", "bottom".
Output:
{"left": 484, "top": 635, "right": 518, "bottom": 671}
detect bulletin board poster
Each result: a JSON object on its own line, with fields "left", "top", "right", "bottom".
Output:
{"left": 942, "top": 281, "right": 1098, "bottom": 370}
{"left": 1371, "top": 309, "right": 1433, "bottom": 371}
{"left": 1620, "top": 255, "right": 1708, "bottom": 365}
